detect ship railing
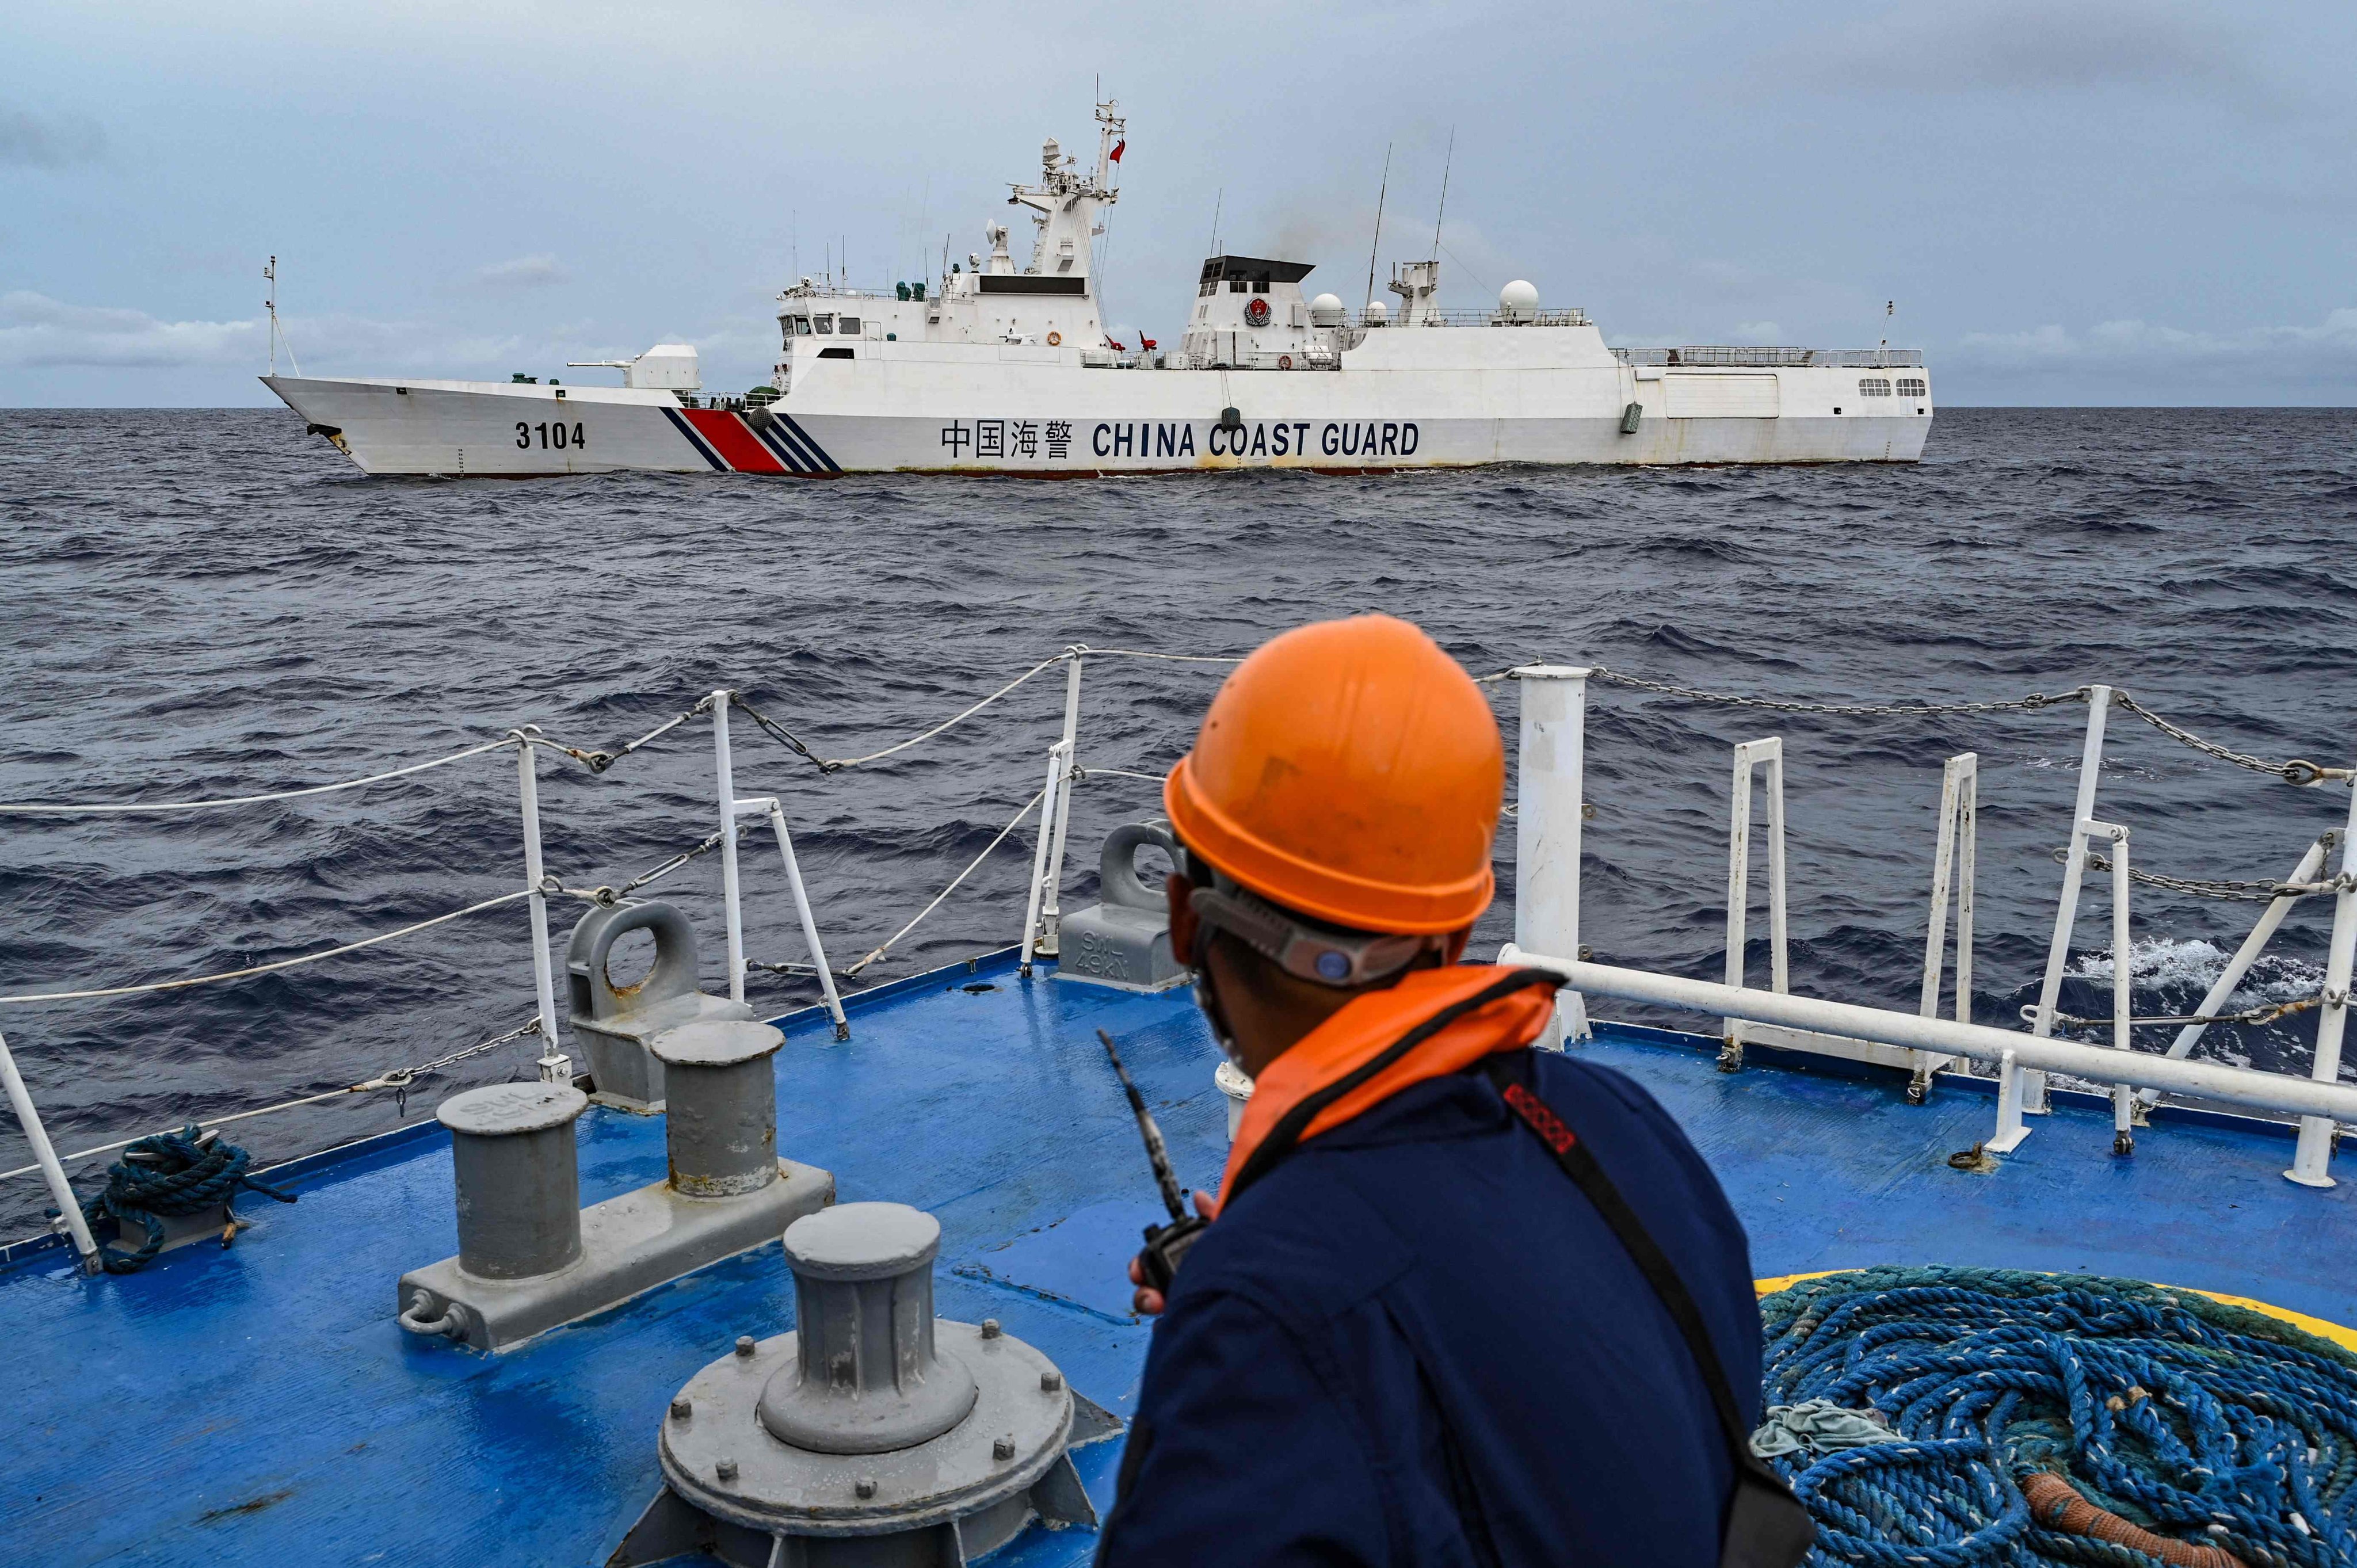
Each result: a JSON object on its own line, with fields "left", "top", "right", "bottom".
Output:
{"left": 1612, "top": 346, "right": 1928, "bottom": 368}
{"left": 1366, "top": 308, "right": 1591, "bottom": 329}
{"left": 6, "top": 651, "right": 2355, "bottom": 1273}
{"left": 1504, "top": 666, "right": 2357, "bottom": 1185}
{"left": 0, "top": 696, "right": 861, "bottom": 1272}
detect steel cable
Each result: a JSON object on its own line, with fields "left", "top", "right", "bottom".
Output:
{"left": 844, "top": 784, "right": 1048, "bottom": 975}
{"left": 0, "top": 889, "right": 536, "bottom": 1006}
{"left": 0, "top": 1017, "right": 545, "bottom": 1184}
{"left": 0, "top": 736, "right": 521, "bottom": 816}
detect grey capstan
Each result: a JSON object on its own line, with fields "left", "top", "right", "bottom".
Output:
{"left": 612, "top": 1201, "right": 1120, "bottom": 1568}
{"left": 757, "top": 1204, "right": 978, "bottom": 1452}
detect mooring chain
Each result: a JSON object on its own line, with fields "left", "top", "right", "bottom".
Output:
{"left": 1586, "top": 667, "right": 2092, "bottom": 718}
{"left": 2068, "top": 847, "right": 2357, "bottom": 904}
{"left": 1589, "top": 668, "right": 2350, "bottom": 787}
{"left": 2027, "top": 996, "right": 2322, "bottom": 1032}
{"left": 2106, "top": 690, "right": 2352, "bottom": 788}
{"left": 2, "top": 1014, "right": 552, "bottom": 1185}
{"left": 364, "top": 1016, "right": 546, "bottom": 1115}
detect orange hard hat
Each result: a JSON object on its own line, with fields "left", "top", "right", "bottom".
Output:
{"left": 1163, "top": 615, "right": 1504, "bottom": 934}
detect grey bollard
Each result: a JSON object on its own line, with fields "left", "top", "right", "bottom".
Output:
{"left": 757, "top": 1203, "right": 979, "bottom": 1453}
{"left": 651, "top": 1021, "right": 783, "bottom": 1199}
{"left": 438, "top": 1082, "right": 588, "bottom": 1280}
{"left": 398, "top": 1039, "right": 830, "bottom": 1353}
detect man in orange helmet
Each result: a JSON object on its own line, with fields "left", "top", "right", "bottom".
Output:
{"left": 1094, "top": 615, "right": 1800, "bottom": 1567}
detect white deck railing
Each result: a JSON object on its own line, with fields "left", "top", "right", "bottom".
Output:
{"left": 1504, "top": 666, "right": 2357, "bottom": 1189}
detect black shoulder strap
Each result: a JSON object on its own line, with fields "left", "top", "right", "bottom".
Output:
{"left": 1482, "top": 1054, "right": 1814, "bottom": 1568}
{"left": 1478, "top": 1054, "right": 1752, "bottom": 1452}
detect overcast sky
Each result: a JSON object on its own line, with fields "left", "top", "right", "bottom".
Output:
{"left": 3, "top": 1, "right": 2351, "bottom": 406}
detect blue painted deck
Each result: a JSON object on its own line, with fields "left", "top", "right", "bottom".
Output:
{"left": 5, "top": 953, "right": 2352, "bottom": 1567}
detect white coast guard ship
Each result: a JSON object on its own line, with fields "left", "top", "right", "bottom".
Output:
{"left": 264, "top": 102, "right": 1932, "bottom": 476}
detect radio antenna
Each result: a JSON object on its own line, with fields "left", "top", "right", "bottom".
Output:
{"left": 1208, "top": 187, "right": 1223, "bottom": 257}
{"left": 262, "top": 255, "right": 300, "bottom": 377}
{"left": 1431, "top": 126, "right": 1454, "bottom": 258}
{"left": 1364, "top": 142, "right": 1392, "bottom": 316}
{"left": 1097, "top": 1029, "right": 1187, "bottom": 1222}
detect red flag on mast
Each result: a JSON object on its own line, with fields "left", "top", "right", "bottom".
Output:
{"left": 1109, "top": 140, "right": 1125, "bottom": 163}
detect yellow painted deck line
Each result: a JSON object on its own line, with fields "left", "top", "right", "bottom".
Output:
{"left": 1752, "top": 1269, "right": 2357, "bottom": 1356}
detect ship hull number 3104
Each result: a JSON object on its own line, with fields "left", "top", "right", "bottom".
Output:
{"left": 516, "top": 422, "right": 588, "bottom": 451}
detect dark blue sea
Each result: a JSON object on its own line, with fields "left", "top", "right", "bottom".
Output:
{"left": 2, "top": 407, "right": 2353, "bottom": 1230}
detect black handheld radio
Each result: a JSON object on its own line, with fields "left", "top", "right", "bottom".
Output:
{"left": 1096, "top": 1028, "right": 1209, "bottom": 1294}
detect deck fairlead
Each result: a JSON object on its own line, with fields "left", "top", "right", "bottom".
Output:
{"left": 567, "top": 899, "right": 757, "bottom": 1111}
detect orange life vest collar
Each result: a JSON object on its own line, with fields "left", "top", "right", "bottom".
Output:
{"left": 1219, "top": 965, "right": 1559, "bottom": 1203}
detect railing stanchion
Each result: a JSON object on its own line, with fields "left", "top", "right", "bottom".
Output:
{"left": 1018, "top": 741, "right": 1071, "bottom": 979}
{"left": 512, "top": 730, "right": 567, "bottom": 1082}
{"left": 765, "top": 799, "right": 850, "bottom": 1041}
{"left": 2096, "top": 821, "right": 2135, "bottom": 1152}
{"left": 1511, "top": 666, "right": 1591, "bottom": 1051}
{"left": 0, "top": 1028, "right": 100, "bottom": 1271}
{"left": 712, "top": 689, "right": 746, "bottom": 1006}
{"left": 2287, "top": 782, "right": 2357, "bottom": 1188}
{"left": 1039, "top": 651, "right": 1084, "bottom": 956}
{"left": 1912, "top": 753, "right": 1977, "bottom": 1100}
{"left": 2026, "top": 685, "right": 2113, "bottom": 1116}
{"left": 1722, "top": 737, "right": 1787, "bottom": 1068}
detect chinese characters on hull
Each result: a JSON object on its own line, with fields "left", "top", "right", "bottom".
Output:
{"left": 936, "top": 419, "right": 1419, "bottom": 465}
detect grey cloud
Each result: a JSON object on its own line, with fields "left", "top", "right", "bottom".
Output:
{"left": 0, "top": 291, "right": 546, "bottom": 373}
{"left": 1951, "top": 306, "right": 2357, "bottom": 391}
{"left": 0, "top": 105, "right": 108, "bottom": 168}
{"left": 1797, "top": 3, "right": 2283, "bottom": 110}
{"left": 0, "top": 292, "right": 255, "bottom": 367}
{"left": 476, "top": 254, "right": 568, "bottom": 289}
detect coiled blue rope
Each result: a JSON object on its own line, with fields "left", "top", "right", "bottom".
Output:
{"left": 1759, "top": 1266, "right": 2357, "bottom": 1567}
{"left": 77, "top": 1123, "right": 296, "bottom": 1274}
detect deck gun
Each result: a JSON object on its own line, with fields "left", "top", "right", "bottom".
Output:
{"left": 1096, "top": 1028, "right": 1208, "bottom": 1293}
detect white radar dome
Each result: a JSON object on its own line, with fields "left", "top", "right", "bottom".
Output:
{"left": 1499, "top": 280, "right": 1540, "bottom": 320}
{"left": 1363, "top": 299, "right": 1389, "bottom": 325}
{"left": 1309, "top": 292, "right": 1345, "bottom": 326}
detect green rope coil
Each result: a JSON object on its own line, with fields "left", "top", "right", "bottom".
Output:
{"left": 76, "top": 1124, "right": 297, "bottom": 1274}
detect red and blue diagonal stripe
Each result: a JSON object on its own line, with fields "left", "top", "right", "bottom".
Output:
{"left": 663, "top": 406, "right": 840, "bottom": 475}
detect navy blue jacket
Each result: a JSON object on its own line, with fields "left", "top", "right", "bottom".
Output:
{"left": 1096, "top": 1048, "right": 1760, "bottom": 1567}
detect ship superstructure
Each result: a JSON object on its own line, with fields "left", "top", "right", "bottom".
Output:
{"left": 264, "top": 102, "right": 1933, "bottom": 476}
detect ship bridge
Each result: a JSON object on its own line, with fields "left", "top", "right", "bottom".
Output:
{"left": 1178, "top": 254, "right": 1336, "bottom": 371}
